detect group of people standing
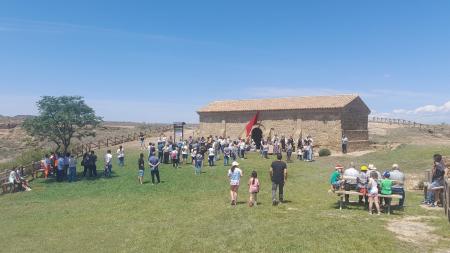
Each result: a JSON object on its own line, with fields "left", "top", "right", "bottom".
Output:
{"left": 38, "top": 145, "right": 126, "bottom": 182}
{"left": 39, "top": 152, "right": 80, "bottom": 182}
{"left": 258, "top": 135, "right": 315, "bottom": 162}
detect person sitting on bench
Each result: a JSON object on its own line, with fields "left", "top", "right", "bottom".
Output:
{"left": 390, "top": 164, "right": 405, "bottom": 208}
{"left": 380, "top": 171, "right": 393, "bottom": 210}
{"left": 357, "top": 165, "right": 369, "bottom": 204}
{"left": 15, "top": 169, "right": 31, "bottom": 191}
{"left": 329, "top": 165, "right": 344, "bottom": 192}
{"left": 423, "top": 154, "right": 446, "bottom": 207}
{"left": 343, "top": 163, "right": 359, "bottom": 204}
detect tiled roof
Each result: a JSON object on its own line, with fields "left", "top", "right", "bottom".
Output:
{"left": 198, "top": 95, "right": 361, "bottom": 113}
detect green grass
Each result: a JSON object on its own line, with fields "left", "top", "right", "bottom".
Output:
{"left": 1, "top": 145, "right": 449, "bottom": 253}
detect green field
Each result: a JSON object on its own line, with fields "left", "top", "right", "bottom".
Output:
{"left": 1, "top": 145, "right": 449, "bottom": 253}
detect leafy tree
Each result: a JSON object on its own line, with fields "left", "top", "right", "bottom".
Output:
{"left": 23, "top": 96, "right": 102, "bottom": 153}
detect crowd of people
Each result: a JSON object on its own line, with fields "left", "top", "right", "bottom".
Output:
{"left": 258, "top": 135, "right": 315, "bottom": 162}
{"left": 35, "top": 145, "right": 127, "bottom": 183}
{"left": 137, "top": 135, "right": 289, "bottom": 206}
{"left": 11, "top": 133, "right": 446, "bottom": 212}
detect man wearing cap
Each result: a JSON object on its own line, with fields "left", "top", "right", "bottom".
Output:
{"left": 343, "top": 163, "right": 359, "bottom": 204}
{"left": 270, "top": 153, "right": 287, "bottom": 205}
{"left": 389, "top": 164, "right": 405, "bottom": 208}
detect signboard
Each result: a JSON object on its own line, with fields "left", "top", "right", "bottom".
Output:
{"left": 173, "top": 122, "right": 186, "bottom": 141}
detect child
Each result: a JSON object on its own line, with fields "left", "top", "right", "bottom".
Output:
{"left": 248, "top": 170, "right": 260, "bottom": 207}
{"left": 380, "top": 171, "right": 393, "bottom": 210}
{"left": 138, "top": 153, "right": 145, "bottom": 184}
{"left": 329, "top": 165, "right": 344, "bottom": 192}
{"left": 368, "top": 171, "right": 381, "bottom": 215}
{"left": 171, "top": 148, "right": 179, "bottom": 168}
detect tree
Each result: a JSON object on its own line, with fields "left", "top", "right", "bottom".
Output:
{"left": 23, "top": 96, "right": 102, "bottom": 153}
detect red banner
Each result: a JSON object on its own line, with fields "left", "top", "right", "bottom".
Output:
{"left": 245, "top": 112, "right": 259, "bottom": 137}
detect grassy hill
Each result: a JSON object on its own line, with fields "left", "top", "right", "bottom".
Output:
{"left": 1, "top": 147, "right": 449, "bottom": 253}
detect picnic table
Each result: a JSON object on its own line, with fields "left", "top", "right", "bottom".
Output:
{"left": 334, "top": 190, "right": 403, "bottom": 215}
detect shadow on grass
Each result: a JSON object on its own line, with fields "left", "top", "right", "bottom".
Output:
{"left": 38, "top": 171, "right": 120, "bottom": 184}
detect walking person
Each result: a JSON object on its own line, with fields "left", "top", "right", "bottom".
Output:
{"left": 117, "top": 145, "right": 125, "bottom": 167}
{"left": 195, "top": 152, "right": 203, "bottom": 175}
{"left": 342, "top": 135, "right": 348, "bottom": 154}
{"left": 228, "top": 161, "right": 243, "bottom": 206}
{"left": 68, "top": 153, "right": 77, "bottom": 182}
{"left": 270, "top": 153, "right": 287, "bottom": 205}
{"left": 148, "top": 155, "right": 161, "bottom": 185}
{"left": 248, "top": 170, "right": 260, "bottom": 207}
{"left": 138, "top": 153, "right": 145, "bottom": 185}
{"left": 104, "top": 150, "right": 113, "bottom": 177}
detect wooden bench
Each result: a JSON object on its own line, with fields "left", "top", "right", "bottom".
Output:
{"left": 1, "top": 170, "right": 14, "bottom": 194}
{"left": 334, "top": 190, "right": 403, "bottom": 214}
{"left": 423, "top": 182, "right": 445, "bottom": 206}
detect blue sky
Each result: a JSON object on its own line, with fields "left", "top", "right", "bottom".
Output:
{"left": 0, "top": 0, "right": 449, "bottom": 123}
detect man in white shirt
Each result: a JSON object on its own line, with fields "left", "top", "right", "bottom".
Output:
{"left": 104, "top": 150, "right": 113, "bottom": 177}
{"left": 208, "top": 146, "right": 215, "bottom": 166}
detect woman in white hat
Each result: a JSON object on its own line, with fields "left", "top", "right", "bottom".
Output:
{"left": 228, "top": 161, "right": 243, "bottom": 206}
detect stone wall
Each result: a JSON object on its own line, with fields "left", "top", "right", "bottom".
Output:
{"left": 199, "top": 109, "right": 348, "bottom": 151}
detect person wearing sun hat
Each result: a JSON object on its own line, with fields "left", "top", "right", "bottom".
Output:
{"left": 366, "top": 164, "right": 381, "bottom": 183}
{"left": 228, "top": 161, "right": 243, "bottom": 206}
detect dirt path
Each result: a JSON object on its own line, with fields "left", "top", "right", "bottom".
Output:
{"left": 386, "top": 216, "right": 450, "bottom": 253}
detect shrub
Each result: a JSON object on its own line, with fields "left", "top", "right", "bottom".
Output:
{"left": 319, "top": 148, "right": 331, "bottom": 157}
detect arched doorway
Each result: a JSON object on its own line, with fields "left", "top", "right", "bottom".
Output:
{"left": 251, "top": 128, "right": 263, "bottom": 149}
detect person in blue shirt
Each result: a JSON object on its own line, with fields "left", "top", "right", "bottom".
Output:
{"left": 57, "top": 154, "right": 65, "bottom": 182}
{"left": 148, "top": 155, "right": 161, "bottom": 185}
